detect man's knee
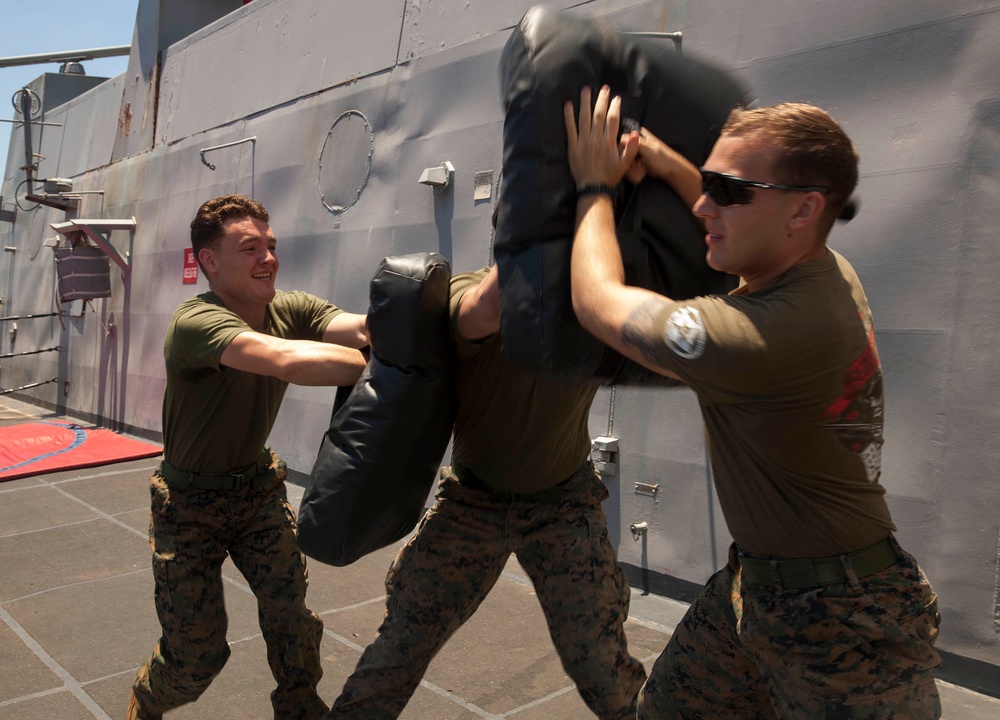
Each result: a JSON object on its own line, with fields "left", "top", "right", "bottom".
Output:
{"left": 158, "top": 635, "right": 231, "bottom": 697}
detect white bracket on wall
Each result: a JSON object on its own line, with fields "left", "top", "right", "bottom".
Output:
{"left": 592, "top": 435, "right": 619, "bottom": 476}
{"left": 418, "top": 161, "right": 455, "bottom": 194}
{"left": 49, "top": 217, "right": 136, "bottom": 274}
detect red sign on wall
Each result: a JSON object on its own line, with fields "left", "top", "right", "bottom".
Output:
{"left": 183, "top": 248, "right": 198, "bottom": 285}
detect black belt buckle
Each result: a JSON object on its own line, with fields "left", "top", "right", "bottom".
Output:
{"left": 228, "top": 451, "right": 267, "bottom": 489}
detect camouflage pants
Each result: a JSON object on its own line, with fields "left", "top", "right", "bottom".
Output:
{"left": 637, "top": 540, "right": 941, "bottom": 719}
{"left": 326, "top": 464, "right": 646, "bottom": 719}
{"left": 131, "top": 452, "right": 328, "bottom": 720}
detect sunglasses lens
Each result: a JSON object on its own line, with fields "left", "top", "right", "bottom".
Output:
{"left": 704, "top": 174, "right": 731, "bottom": 205}
{"left": 702, "top": 172, "right": 753, "bottom": 206}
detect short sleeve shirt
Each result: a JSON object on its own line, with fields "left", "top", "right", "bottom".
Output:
{"left": 162, "top": 290, "right": 342, "bottom": 473}
{"left": 647, "top": 250, "right": 894, "bottom": 557}
{"left": 448, "top": 269, "right": 598, "bottom": 492}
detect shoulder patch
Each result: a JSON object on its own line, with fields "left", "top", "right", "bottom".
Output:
{"left": 665, "top": 306, "right": 706, "bottom": 359}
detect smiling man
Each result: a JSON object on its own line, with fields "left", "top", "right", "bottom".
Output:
{"left": 128, "top": 194, "right": 368, "bottom": 720}
{"left": 563, "top": 89, "right": 942, "bottom": 718}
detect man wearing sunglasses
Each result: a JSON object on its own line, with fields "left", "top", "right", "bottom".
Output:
{"left": 563, "top": 87, "right": 941, "bottom": 718}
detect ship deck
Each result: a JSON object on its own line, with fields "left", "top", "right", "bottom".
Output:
{"left": 1, "top": 394, "right": 996, "bottom": 719}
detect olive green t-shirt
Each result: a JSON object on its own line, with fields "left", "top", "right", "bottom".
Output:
{"left": 647, "top": 249, "right": 894, "bottom": 558}
{"left": 449, "top": 269, "right": 597, "bottom": 492}
{"left": 162, "top": 289, "right": 342, "bottom": 473}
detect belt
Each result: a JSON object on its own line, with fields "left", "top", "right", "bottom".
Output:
{"left": 737, "top": 536, "right": 900, "bottom": 590}
{"left": 453, "top": 463, "right": 569, "bottom": 505}
{"left": 159, "top": 449, "right": 271, "bottom": 490}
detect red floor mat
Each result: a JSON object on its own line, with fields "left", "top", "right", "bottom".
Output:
{"left": 0, "top": 420, "right": 162, "bottom": 482}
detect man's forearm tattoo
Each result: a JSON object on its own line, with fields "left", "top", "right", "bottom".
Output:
{"left": 621, "top": 297, "right": 673, "bottom": 368}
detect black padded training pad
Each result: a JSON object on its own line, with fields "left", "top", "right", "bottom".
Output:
{"left": 297, "top": 253, "right": 454, "bottom": 567}
{"left": 495, "top": 5, "right": 749, "bottom": 385}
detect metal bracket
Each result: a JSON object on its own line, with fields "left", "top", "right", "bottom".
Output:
{"left": 0, "top": 119, "right": 62, "bottom": 127}
{"left": 623, "top": 31, "right": 683, "bottom": 53}
{"left": 634, "top": 482, "right": 660, "bottom": 499}
{"left": 418, "top": 161, "right": 455, "bottom": 194}
{"left": 200, "top": 136, "right": 257, "bottom": 171}
{"left": 24, "top": 192, "right": 79, "bottom": 212}
{"left": 50, "top": 217, "right": 136, "bottom": 273}
{"left": 592, "top": 435, "right": 619, "bottom": 475}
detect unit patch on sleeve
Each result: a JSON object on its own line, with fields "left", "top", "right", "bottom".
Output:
{"left": 665, "top": 306, "right": 706, "bottom": 359}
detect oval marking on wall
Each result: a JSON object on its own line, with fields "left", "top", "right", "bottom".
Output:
{"left": 318, "top": 110, "right": 374, "bottom": 215}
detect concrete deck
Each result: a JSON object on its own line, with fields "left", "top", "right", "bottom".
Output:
{"left": 1, "top": 396, "right": 997, "bottom": 719}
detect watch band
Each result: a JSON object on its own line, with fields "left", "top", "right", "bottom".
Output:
{"left": 576, "top": 183, "right": 615, "bottom": 199}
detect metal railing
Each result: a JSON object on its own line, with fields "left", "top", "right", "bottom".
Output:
{"left": 0, "top": 312, "right": 61, "bottom": 395}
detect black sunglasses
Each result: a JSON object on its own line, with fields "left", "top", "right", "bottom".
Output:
{"left": 700, "top": 170, "right": 830, "bottom": 207}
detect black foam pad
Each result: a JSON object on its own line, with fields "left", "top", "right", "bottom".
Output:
{"left": 296, "top": 253, "right": 454, "bottom": 567}
{"left": 495, "top": 5, "right": 749, "bottom": 385}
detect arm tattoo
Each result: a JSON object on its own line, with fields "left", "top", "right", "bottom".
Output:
{"left": 621, "top": 297, "right": 674, "bottom": 369}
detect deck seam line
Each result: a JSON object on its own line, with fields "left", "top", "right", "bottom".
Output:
{"left": 39, "top": 479, "right": 149, "bottom": 540}
{"left": 81, "top": 666, "right": 141, "bottom": 686}
{"left": 317, "top": 595, "right": 387, "bottom": 616}
{"left": 497, "top": 683, "right": 576, "bottom": 717}
{"left": 321, "top": 627, "right": 366, "bottom": 653}
{"left": 0, "top": 685, "right": 66, "bottom": 708}
{"left": 413, "top": 676, "right": 499, "bottom": 718}
{"left": 0, "top": 605, "right": 111, "bottom": 718}
{"left": 0, "top": 463, "right": 159, "bottom": 494}
{"left": 1, "top": 516, "right": 108, "bottom": 539}
{"left": 4, "top": 567, "right": 150, "bottom": 604}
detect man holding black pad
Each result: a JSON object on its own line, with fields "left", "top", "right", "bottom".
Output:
{"left": 564, "top": 86, "right": 941, "bottom": 719}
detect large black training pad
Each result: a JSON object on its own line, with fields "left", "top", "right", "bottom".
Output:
{"left": 297, "top": 253, "right": 454, "bottom": 567}
{"left": 495, "top": 5, "right": 750, "bottom": 385}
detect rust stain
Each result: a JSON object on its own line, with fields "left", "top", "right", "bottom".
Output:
{"left": 120, "top": 102, "right": 133, "bottom": 136}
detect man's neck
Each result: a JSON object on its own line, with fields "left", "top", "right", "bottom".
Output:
{"left": 742, "top": 243, "right": 828, "bottom": 294}
{"left": 208, "top": 287, "right": 268, "bottom": 332}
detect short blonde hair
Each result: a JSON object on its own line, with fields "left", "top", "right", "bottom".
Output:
{"left": 723, "top": 103, "right": 858, "bottom": 235}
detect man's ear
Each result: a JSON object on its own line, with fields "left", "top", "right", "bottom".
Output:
{"left": 198, "top": 246, "right": 217, "bottom": 274}
{"left": 787, "top": 192, "right": 826, "bottom": 231}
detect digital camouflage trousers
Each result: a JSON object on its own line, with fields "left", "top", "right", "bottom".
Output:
{"left": 130, "top": 452, "right": 328, "bottom": 720}
{"left": 637, "top": 540, "right": 941, "bottom": 719}
{"left": 325, "top": 463, "right": 647, "bottom": 720}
